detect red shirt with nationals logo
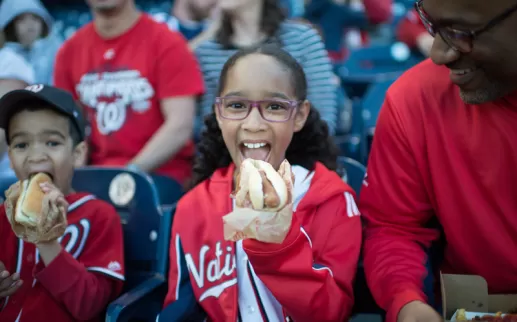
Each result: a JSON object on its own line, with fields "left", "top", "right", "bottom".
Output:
{"left": 0, "top": 193, "right": 125, "bottom": 322}
{"left": 54, "top": 14, "right": 204, "bottom": 183}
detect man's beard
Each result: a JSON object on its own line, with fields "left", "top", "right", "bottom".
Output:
{"left": 459, "top": 79, "right": 515, "bottom": 105}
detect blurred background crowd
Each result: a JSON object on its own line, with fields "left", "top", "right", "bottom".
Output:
{"left": 0, "top": 0, "right": 428, "bottom": 177}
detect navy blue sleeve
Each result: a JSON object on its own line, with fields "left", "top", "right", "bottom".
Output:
{"left": 158, "top": 240, "right": 206, "bottom": 322}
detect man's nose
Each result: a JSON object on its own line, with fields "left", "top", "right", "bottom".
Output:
{"left": 430, "top": 34, "right": 461, "bottom": 66}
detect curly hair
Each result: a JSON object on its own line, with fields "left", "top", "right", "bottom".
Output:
{"left": 216, "top": 0, "right": 286, "bottom": 48}
{"left": 189, "top": 44, "right": 339, "bottom": 189}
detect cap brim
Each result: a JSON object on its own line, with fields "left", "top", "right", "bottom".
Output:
{"left": 0, "top": 89, "right": 66, "bottom": 131}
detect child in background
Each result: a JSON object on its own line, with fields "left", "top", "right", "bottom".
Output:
{"left": 159, "top": 45, "right": 362, "bottom": 321}
{"left": 0, "top": 85, "right": 124, "bottom": 322}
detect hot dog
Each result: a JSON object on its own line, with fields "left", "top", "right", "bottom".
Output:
{"left": 14, "top": 173, "right": 52, "bottom": 227}
{"left": 234, "top": 159, "right": 289, "bottom": 211}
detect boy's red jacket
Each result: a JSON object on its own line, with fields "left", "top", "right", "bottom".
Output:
{"left": 0, "top": 193, "right": 125, "bottom": 322}
{"left": 360, "top": 60, "right": 517, "bottom": 322}
{"left": 160, "top": 162, "right": 362, "bottom": 321}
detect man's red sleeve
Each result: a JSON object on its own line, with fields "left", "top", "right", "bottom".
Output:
{"left": 155, "top": 31, "right": 204, "bottom": 100}
{"left": 53, "top": 42, "right": 77, "bottom": 96}
{"left": 34, "top": 203, "right": 125, "bottom": 320}
{"left": 360, "top": 93, "right": 440, "bottom": 322}
{"left": 243, "top": 193, "right": 362, "bottom": 321}
{"left": 363, "top": 0, "right": 392, "bottom": 24}
{"left": 396, "top": 10, "right": 428, "bottom": 48}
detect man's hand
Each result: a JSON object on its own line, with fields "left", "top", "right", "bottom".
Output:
{"left": 0, "top": 261, "right": 23, "bottom": 298}
{"left": 398, "top": 301, "right": 443, "bottom": 322}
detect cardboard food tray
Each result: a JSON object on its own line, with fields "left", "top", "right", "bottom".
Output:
{"left": 441, "top": 273, "right": 517, "bottom": 321}
{"left": 449, "top": 310, "right": 501, "bottom": 322}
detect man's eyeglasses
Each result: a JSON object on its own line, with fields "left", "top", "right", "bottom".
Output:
{"left": 415, "top": 0, "right": 517, "bottom": 53}
{"left": 215, "top": 96, "right": 300, "bottom": 122}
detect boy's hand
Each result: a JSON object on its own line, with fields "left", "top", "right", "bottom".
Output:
{"left": 5, "top": 181, "right": 68, "bottom": 244}
{"left": 0, "top": 261, "right": 23, "bottom": 298}
{"left": 37, "top": 182, "right": 68, "bottom": 242}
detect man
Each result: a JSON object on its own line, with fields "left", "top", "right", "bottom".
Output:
{"left": 360, "top": 0, "right": 517, "bottom": 322}
{"left": 152, "top": 0, "right": 217, "bottom": 41}
{"left": 54, "top": 0, "right": 204, "bottom": 184}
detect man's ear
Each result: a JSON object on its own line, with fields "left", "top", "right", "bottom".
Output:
{"left": 294, "top": 100, "right": 310, "bottom": 132}
{"left": 72, "top": 141, "right": 88, "bottom": 168}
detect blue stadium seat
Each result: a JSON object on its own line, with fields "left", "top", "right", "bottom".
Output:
{"left": 361, "top": 77, "right": 398, "bottom": 136}
{"left": 72, "top": 167, "right": 171, "bottom": 321}
{"left": 338, "top": 156, "right": 366, "bottom": 197}
{"left": 0, "top": 173, "right": 17, "bottom": 204}
{"left": 336, "top": 43, "right": 419, "bottom": 98}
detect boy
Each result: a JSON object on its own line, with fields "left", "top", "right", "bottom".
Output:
{"left": 0, "top": 84, "right": 125, "bottom": 322}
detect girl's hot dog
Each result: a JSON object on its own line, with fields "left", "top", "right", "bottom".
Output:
{"left": 234, "top": 159, "right": 289, "bottom": 211}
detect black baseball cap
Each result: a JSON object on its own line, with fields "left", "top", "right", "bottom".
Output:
{"left": 0, "top": 84, "right": 86, "bottom": 142}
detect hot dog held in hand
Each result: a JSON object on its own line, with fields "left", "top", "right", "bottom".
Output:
{"left": 4, "top": 172, "right": 67, "bottom": 244}
{"left": 223, "top": 158, "right": 295, "bottom": 243}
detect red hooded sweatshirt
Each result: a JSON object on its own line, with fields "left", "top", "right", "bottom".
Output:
{"left": 160, "top": 162, "right": 362, "bottom": 322}
{"left": 360, "top": 59, "right": 517, "bottom": 322}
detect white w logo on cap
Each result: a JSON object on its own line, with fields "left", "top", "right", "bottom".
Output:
{"left": 25, "top": 84, "right": 44, "bottom": 93}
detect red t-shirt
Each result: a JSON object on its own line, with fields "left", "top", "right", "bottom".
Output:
{"left": 0, "top": 193, "right": 125, "bottom": 322}
{"left": 54, "top": 14, "right": 204, "bottom": 183}
{"left": 360, "top": 59, "right": 517, "bottom": 322}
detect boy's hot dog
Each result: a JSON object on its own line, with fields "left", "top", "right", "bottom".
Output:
{"left": 14, "top": 173, "right": 52, "bottom": 227}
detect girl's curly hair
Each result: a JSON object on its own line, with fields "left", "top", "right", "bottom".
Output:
{"left": 189, "top": 44, "right": 339, "bottom": 189}
{"left": 216, "top": 0, "right": 286, "bottom": 48}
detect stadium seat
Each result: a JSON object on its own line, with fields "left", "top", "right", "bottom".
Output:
{"left": 0, "top": 173, "right": 17, "bottom": 204}
{"left": 361, "top": 77, "right": 398, "bottom": 137}
{"left": 336, "top": 43, "right": 419, "bottom": 98}
{"left": 72, "top": 168, "right": 171, "bottom": 321}
{"left": 338, "top": 156, "right": 366, "bottom": 197}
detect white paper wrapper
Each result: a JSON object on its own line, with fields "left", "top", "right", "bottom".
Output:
{"left": 223, "top": 159, "right": 294, "bottom": 244}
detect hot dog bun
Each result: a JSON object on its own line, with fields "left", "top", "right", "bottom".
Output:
{"left": 14, "top": 173, "right": 52, "bottom": 227}
{"left": 236, "top": 159, "right": 289, "bottom": 211}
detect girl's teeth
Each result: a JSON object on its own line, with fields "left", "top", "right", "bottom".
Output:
{"left": 243, "top": 143, "right": 267, "bottom": 149}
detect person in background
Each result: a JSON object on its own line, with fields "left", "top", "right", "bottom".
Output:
{"left": 360, "top": 0, "right": 517, "bottom": 321}
{"left": 304, "top": 0, "right": 392, "bottom": 62}
{"left": 159, "top": 44, "right": 361, "bottom": 322}
{"left": 195, "top": 0, "right": 339, "bottom": 135}
{"left": 397, "top": 9, "right": 433, "bottom": 57}
{"left": 0, "top": 0, "right": 62, "bottom": 85}
{"left": 152, "top": 0, "right": 217, "bottom": 41}
{"left": 0, "top": 32, "right": 35, "bottom": 176}
{"left": 54, "top": 0, "right": 204, "bottom": 185}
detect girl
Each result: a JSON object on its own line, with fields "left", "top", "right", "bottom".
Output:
{"left": 194, "top": 0, "right": 339, "bottom": 135}
{"left": 160, "top": 45, "right": 362, "bottom": 322}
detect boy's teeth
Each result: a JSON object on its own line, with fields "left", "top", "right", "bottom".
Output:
{"left": 243, "top": 142, "right": 267, "bottom": 149}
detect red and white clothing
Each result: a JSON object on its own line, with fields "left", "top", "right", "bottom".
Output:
{"left": 0, "top": 193, "right": 125, "bottom": 322}
{"left": 160, "top": 162, "right": 362, "bottom": 321}
{"left": 54, "top": 14, "right": 205, "bottom": 184}
{"left": 361, "top": 59, "right": 517, "bottom": 322}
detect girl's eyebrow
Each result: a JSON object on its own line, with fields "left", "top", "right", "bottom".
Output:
{"left": 223, "top": 91, "right": 291, "bottom": 100}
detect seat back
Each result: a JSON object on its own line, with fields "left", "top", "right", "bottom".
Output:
{"left": 361, "top": 78, "right": 398, "bottom": 134}
{"left": 338, "top": 157, "right": 366, "bottom": 197}
{"left": 72, "top": 167, "right": 170, "bottom": 288}
{"left": 0, "top": 173, "right": 17, "bottom": 203}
